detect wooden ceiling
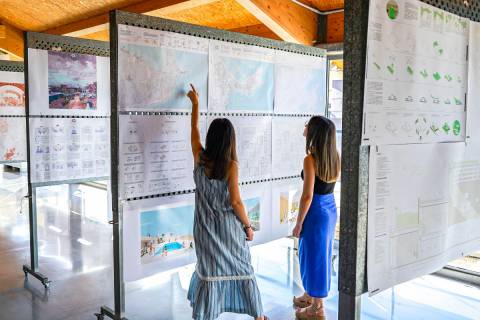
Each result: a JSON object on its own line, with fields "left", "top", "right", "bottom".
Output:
{"left": 0, "top": 0, "right": 344, "bottom": 60}
{"left": 301, "top": 0, "right": 344, "bottom": 11}
{"left": 0, "top": 0, "right": 147, "bottom": 32}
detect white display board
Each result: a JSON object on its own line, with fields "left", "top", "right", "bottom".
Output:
{"left": 119, "top": 114, "right": 207, "bottom": 199}
{"left": 115, "top": 21, "right": 328, "bottom": 280}
{"left": 240, "top": 182, "right": 273, "bottom": 246}
{"left": 118, "top": 25, "right": 209, "bottom": 112}
{"left": 208, "top": 40, "right": 274, "bottom": 113}
{"left": 0, "top": 69, "right": 27, "bottom": 163}
{"left": 0, "top": 70, "right": 25, "bottom": 116}
{"left": 272, "top": 116, "right": 308, "bottom": 178}
{"left": 207, "top": 115, "right": 272, "bottom": 183}
{"left": 270, "top": 178, "right": 303, "bottom": 240}
{"left": 274, "top": 51, "right": 327, "bottom": 115}
{"left": 123, "top": 193, "right": 196, "bottom": 281}
{"left": 367, "top": 143, "right": 480, "bottom": 295}
{"left": 363, "top": 0, "right": 469, "bottom": 145}
{"left": 28, "top": 48, "right": 110, "bottom": 117}
{"left": 467, "top": 21, "right": 480, "bottom": 142}
{"left": 29, "top": 117, "right": 110, "bottom": 183}
{"left": 0, "top": 117, "right": 27, "bottom": 162}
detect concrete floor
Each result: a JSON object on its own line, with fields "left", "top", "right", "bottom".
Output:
{"left": 0, "top": 166, "right": 480, "bottom": 320}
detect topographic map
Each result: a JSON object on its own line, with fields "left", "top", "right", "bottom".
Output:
{"left": 118, "top": 28, "right": 208, "bottom": 111}
{"left": 209, "top": 41, "right": 274, "bottom": 112}
{"left": 274, "top": 63, "right": 326, "bottom": 114}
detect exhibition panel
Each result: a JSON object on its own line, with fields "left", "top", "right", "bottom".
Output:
{"left": 23, "top": 32, "right": 111, "bottom": 289}
{"left": 0, "top": 61, "right": 26, "bottom": 164}
{"left": 102, "top": 10, "right": 328, "bottom": 319}
{"left": 362, "top": 0, "right": 468, "bottom": 145}
{"left": 339, "top": 0, "right": 480, "bottom": 318}
{"left": 365, "top": 0, "right": 480, "bottom": 297}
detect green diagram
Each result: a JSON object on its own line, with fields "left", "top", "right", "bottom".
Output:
{"left": 444, "top": 74, "right": 453, "bottom": 82}
{"left": 433, "top": 11, "right": 444, "bottom": 22}
{"left": 387, "top": 63, "right": 395, "bottom": 75}
{"left": 446, "top": 14, "right": 453, "bottom": 25}
{"left": 407, "top": 65, "right": 414, "bottom": 75}
{"left": 433, "top": 72, "right": 441, "bottom": 81}
{"left": 386, "top": 0, "right": 399, "bottom": 20}
{"left": 430, "top": 124, "right": 440, "bottom": 135}
{"left": 433, "top": 41, "right": 444, "bottom": 56}
{"left": 443, "top": 122, "right": 451, "bottom": 134}
{"left": 454, "top": 97, "right": 462, "bottom": 105}
{"left": 415, "top": 117, "right": 429, "bottom": 140}
{"left": 453, "top": 120, "right": 461, "bottom": 136}
{"left": 421, "top": 7, "right": 432, "bottom": 17}
{"left": 420, "top": 69, "right": 428, "bottom": 79}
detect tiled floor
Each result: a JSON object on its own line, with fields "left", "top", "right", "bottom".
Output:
{"left": 0, "top": 166, "right": 479, "bottom": 320}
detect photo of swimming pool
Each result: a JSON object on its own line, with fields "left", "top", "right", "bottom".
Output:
{"left": 244, "top": 197, "right": 261, "bottom": 231}
{"left": 140, "top": 203, "right": 195, "bottom": 264}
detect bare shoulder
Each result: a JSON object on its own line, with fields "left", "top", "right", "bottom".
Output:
{"left": 304, "top": 154, "right": 315, "bottom": 166}
{"left": 229, "top": 160, "right": 239, "bottom": 169}
{"left": 226, "top": 160, "right": 239, "bottom": 179}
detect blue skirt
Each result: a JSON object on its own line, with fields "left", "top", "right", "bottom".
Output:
{"left": 299, "top": 193, "right": 337, "bottom": 298}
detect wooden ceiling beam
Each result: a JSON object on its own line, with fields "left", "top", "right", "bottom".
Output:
{"left": 45, "top": 0, "right": 217, "bottom": 37}
{"left": 326, "top": 12, "right": 344, "bottom": 43}
{"left": 229, "top": 23, "right": 281, "bottom": 41}
{"left": 235, "top": 0, "right": 318, "bottom": 45}
{"left": 0, "top": 22, "right": 23, "bottom": 60}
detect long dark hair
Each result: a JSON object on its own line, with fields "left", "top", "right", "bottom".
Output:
{"left": 306, "top": 116, "right": 340, "bottom": 182}
{"left": 200, "top": 118, "right": 238, "bottom": 180}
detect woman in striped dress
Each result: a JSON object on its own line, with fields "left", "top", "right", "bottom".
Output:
{"left": 186, "top": 85, "right": 268, "bottom": 320}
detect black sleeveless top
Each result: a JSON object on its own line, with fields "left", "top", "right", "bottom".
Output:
{"left": 301, "top": 170, "right": 336, "bottom": 195}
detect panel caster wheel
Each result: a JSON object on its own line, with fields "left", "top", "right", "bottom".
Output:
{"left": 43, "top": 281, "right": 51, "bottom": 289}
{"left": 95, "top": 313, "right": 105, "bottom": 320}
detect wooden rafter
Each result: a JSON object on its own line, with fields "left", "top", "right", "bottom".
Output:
{"left": 0, "top": 22, "right": 23, "bottom": 59}
{"left": 229, "top": 24, "right": 281, "bottom": 40}
{"left": 45, "top": 0, "right": 217, "bottom": 37}
{"left": 235, "top": 0, "right": 318, "bottom": 45}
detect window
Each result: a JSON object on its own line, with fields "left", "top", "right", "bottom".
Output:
{"left": 327, "top": 57, "right": 343, "bottom": 240}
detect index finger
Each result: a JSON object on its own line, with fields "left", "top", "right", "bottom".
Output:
{"left": 189, "top": 83, "right": 196, "bottom": 93}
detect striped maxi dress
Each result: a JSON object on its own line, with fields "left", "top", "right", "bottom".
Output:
{"left": 187, "top": 165, "right": 264, "bottom": 320}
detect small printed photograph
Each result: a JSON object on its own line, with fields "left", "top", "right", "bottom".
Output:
{"left": 244, "top": 197, "right": 261, "bottom": 231}
{"left": 0, "top": 82, "right": 25, "bottom": 108}
{"left": 140, "top": 204, "right": 194, "bottom": 264}
{"left": 48, "top": 51, "right": 97, "bottom": 110}
{"left": 279, "top": 189, "right": 300, "bottom": 225}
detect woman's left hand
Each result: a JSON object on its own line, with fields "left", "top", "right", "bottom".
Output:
{"left": 292, "top": 222, "right": 303, "bottom": 238}
{"left": 245, "top": 227, "right": 254, "bottom": 241}
{"left": 187, "top": 84, "right": 199, "bottom": 106}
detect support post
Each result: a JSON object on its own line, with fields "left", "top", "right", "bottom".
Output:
{"left": 22, "top": 32, "right": 51, "bottom": 290}
{"left": 338, "top": 0, "right": 370, "bottom": 319}
{"left": 96, "top": 10, "right": 127, "bottom": 320}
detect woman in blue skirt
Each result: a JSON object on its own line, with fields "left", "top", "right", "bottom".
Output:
{"left": 186, "top": 85, "right": 268, "bottom": 320}
{"left": 292, "top": 116, "right": 340, "bottom": 320}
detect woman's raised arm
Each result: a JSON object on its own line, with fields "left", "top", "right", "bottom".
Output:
{"left": 187, "top": 84, "right": 202, "bottom": 165}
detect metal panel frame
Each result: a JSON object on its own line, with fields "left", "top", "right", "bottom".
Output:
{"left": 0, "top": 61, "right": 27, "bottom": 164}
{"left": 23, "top": 31, "right": 110, "bottom": 290}
{"left": 101, "top": 9, "right": 328, "bottom": 320}
{"left": 0, "top": 60, "right": 24, "bottom": 72}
